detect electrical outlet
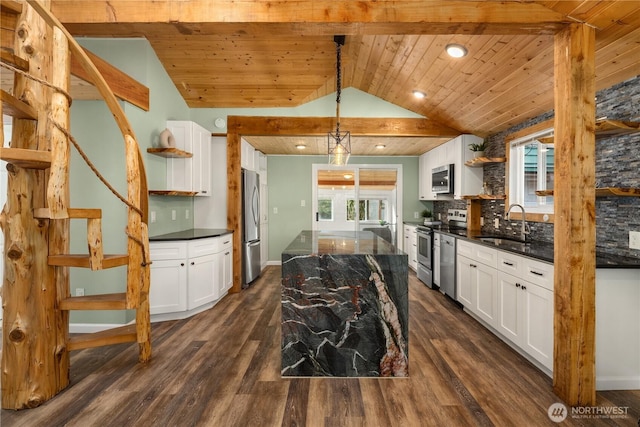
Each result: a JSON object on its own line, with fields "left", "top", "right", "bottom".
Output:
{"left": 185, "top": 209, "right": 190, "bottom": 220}
{"left": 480, "top": 217, "right": 484, "bottom": 226}
{"left": 301, "top": 200, "right": 305, "bottom": 207}
{"left": 414, "top": 211, "right": 419, "bottom": 219}
{"left": 150, "top": 211, "right": 156, "bottom": 223}
{"left": 630, "top": 231, "right": 640, "bottom": 250}
{"left": 75, "top": 288, "right": 85, "bottom": 297}
{"left": 171, "top": 210, "right": 176, "bottom": 221}
{"left": 273, "top": 207, "right": 278, "bottom": 214}
{"left": 494, "top": 218, "right": 500, "bottom": 228}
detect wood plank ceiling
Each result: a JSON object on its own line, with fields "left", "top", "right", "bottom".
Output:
{"left": 22, "top": 1, "right": 640, "bottom": 155}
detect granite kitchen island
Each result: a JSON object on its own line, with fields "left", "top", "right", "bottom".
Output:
{"left": 281, "top": 230, "right": 408, "bottom": 377}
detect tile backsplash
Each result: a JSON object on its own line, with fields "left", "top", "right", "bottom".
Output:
{"left": 434, "top": 74, "right": 640, "bottom": 259}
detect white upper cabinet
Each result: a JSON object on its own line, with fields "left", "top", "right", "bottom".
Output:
{"left": 165, "top": 120, "right": 211, "bottom": 196}
{"left": 418, "top": 134, "right": 484, "bottom": 200}
{"left": 241, "top": 138, "right": 256, "bottom": 171}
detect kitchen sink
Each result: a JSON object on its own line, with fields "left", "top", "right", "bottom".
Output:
{"left": 475, "top": 235, "right": 528, "bottom": 244}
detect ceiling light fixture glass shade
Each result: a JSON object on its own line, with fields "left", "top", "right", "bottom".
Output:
{"left": 412, "top": 90, "right": 426, "bottom": 99}
{"left": 446, "top": 43, "right": 468, "bottom": 58}
{"left": 328, "top": 35, "right": 351, "bottom": 166}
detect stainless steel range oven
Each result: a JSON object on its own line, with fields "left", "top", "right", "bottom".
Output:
{"left": 416, "top": 226, "right": 433, "bottom": 288}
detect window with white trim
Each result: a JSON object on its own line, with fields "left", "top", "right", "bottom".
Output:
{"left": 317, "top": 198, "right": 334, "bottom": 221}
{"left": 509, "top": 128, "right": 555, "bottom": 214}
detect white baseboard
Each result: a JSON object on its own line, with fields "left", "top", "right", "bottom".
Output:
{"left": 266, "top": 260, "right": 281, "bottom": 266}
{"left": 596, "top": 376, "right": 640, "bottom": 391}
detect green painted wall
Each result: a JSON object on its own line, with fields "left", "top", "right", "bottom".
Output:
{"left": 266, "top": 155, "right": 432, "bottom": 261}
{"left": 66, "top": 39, "right": 430, "bottom": 325}
{"left": 69, "top": 38, "right": 191, "bottom": 324}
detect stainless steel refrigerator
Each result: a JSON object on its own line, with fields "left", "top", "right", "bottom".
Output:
{"left": 242, "top": 169, "right": 261, "bottom": 287}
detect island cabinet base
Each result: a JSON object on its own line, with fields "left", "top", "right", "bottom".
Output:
{"left": 281, "top": 231, "right": 409, "bottom": 377}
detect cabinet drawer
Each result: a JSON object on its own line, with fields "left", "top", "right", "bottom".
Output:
{"left": 218, "top": 234, "right": 233, "bottom": 251}
{"left": 188, "top": 237, "right": 219, "bottom": 258}
{"left": 497, "top": 250, "right": 523, "bottom": 276}
{"left": 522, "top": 257, "right": 554, "bottom": 291}
{"left": 150, "top": 241, "right": 188, "bottom": 261}
{"left": 457, "top": 239, "right": 474, "bottom": 258}
{"left": 458, "top": 239, "right": 497, "bottom": 268}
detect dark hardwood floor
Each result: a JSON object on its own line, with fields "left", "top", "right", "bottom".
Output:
{"left": 2, "top": 266, "right": 639, "bottom": 426}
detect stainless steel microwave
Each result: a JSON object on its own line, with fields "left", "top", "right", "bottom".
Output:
{"left": 432, "top": 164, "right": 454, "bottom": 194}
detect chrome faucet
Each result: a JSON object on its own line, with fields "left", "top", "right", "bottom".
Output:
{"left": 506, "top": 203, "right": 530, "bottom": 242}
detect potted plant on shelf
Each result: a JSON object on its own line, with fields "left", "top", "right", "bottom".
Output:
{"left": 421, "top": 209, "right": 433, "bottom": 225}
{"left": 468, "top": 140, "right": 488, "bottom": 158}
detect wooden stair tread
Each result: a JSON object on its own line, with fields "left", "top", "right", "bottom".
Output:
{"left": 60, "top": 292, "right": 126, "bottom": 311}
{"left": 0, "top": 0, "right": 22, "bottom": 14}
{"left": 68, "top": 324, "right": 137, "bottom": 351}
{"left": 0, "top": 147, "right": 52, "bottom": 169}
{"left": 1, "top": 89, "right": 37, "bottom": 120}
{"left": 48, "top": 254, "right": 129, "bottom": 268}
{"left": 34, "top": 207, "right": 102, "bottom": 219}
{"left": 0, "top": 49, "right": 29, "bottom": 71}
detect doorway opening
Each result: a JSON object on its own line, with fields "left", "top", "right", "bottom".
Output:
{"left": 312, "top": 164, "right": 402, "bottom": 247}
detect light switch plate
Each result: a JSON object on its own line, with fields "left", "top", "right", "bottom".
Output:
{"left": 630, "top": 231, "right": 640, "bottom": 250}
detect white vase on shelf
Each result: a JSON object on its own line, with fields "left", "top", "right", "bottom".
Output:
{"left": 159, "top": 128, "right": 175, "bottom": 148}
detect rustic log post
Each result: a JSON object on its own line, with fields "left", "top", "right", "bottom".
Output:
{"left": 1, "top": 0, "right": 71, "bottom": 409}
{"left": 552, "top": 23, "right": 597, "bottom": 406}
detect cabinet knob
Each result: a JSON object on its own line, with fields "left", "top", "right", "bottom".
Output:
{"left": 191, "top": 261, "right": 195, "bottom": 266}
{"left": 516, "top": 283, "right": 521, "bottom": 288}
{"left": 503, "top": 261, "right": 514, "bottom": 266}
{"left": 522, "top": 285, "right": 527, "bottom": 290}
{"left": 180, "top": 263, "right": 185, "bottom": 267}
{"left": 225, "top": 252, "right": 230, "bottom": 255}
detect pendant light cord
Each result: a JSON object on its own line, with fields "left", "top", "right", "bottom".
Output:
{"left": 335, "top": 37, "right": 343, "bottom": 138}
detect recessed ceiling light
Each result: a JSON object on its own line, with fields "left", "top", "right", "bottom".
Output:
{"left": 375, "top": 144, "right": 386, "bottom": 149}
{"left": 446, "top": 43, "right": 468, "bottom": 58}
{"left": 412, "top": 90, "right": 426, "bottom": 99}
{"left": 295, "top": 144, "right": 306, "bottom": 150}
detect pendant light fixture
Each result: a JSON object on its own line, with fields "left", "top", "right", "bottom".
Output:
{"left": 328, "top": 35, "right": 351, "bottom": 166}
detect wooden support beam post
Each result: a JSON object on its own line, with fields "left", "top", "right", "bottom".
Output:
{"left": 552, "top": 23, "right": 597, "bottom": 406}
{"left": 226, "top": 126, "right": 242, "bottom": 293}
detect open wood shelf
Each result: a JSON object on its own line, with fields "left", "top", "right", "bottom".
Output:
{"left": 538, "top": 119, "right": 640, "bottom": 144}
{"left": 535, "top": 188, "right": 640, "bottom": 197}
{"left": 461, "top": 194, "right": 506, "bottom": 200}
{"left": 149, "top": 190, "right": 198, "bottom": 196}
{"left": 146, "top": 147, "right": 192, "bottom": 158}
{"left": 464, "top": 157, "right": 506, "bottom": 167}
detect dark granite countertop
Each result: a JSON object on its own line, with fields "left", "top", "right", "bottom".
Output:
{"left": 283, "top": 230, "right": 405, "bottom": 256}
{"left": 149, "top": 228, "right": 233, "bottom": 241}
{"left": 430, "top": 226, "right": 639, "bottom": 269}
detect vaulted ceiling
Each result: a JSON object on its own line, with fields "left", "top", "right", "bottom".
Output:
{"left": 42, "top": 1, "right": 640, "bottom": 155}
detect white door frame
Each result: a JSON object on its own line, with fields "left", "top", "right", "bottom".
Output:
{"left": 311, "top": 163, "right": 403, "bottom": 246}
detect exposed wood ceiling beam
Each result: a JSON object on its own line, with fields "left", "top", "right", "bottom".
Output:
{"left": 227, "top": 116, "right": 461, "bottom": 137}
{"left": 70, "top": 47, "right": 150, "bottom": 111}
{"left": 51, "top": 1, "right": 569, "bottom": 36}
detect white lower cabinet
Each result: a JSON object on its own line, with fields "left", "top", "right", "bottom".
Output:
{"left": 403, "top": 224, "right": 418, "bottom": 271}
{"left": 457, "top": 252, "right": 498, "bottom": 328}
{"left": 497, "top": 270, "right": 553, "bottom": 371}
{"left": 433, "top": 233, "right": 441, "bottom": 286}
{"left": 458, "top": 239, "right": 554, "bottom": 374}
{"left": 150, "top": 234, "right": 233, "bottom": 320}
